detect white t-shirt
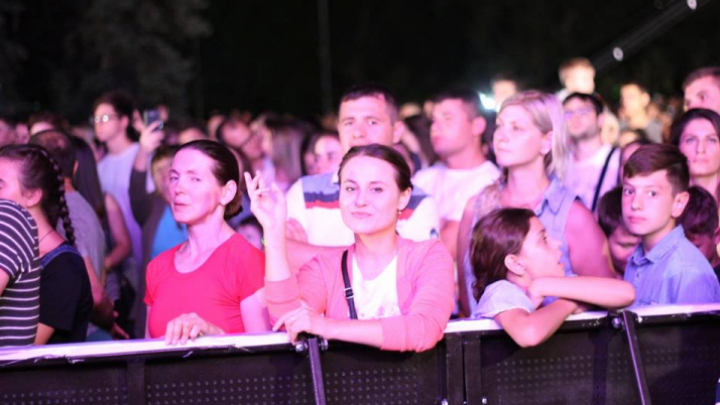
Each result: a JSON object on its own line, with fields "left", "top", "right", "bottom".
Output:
{"left": 413, "top": 161, "right": 501, "bottom": 223}
{"left": 564, "top": 143, "right": 620, "bottom": 210}
{"left": 97, "top": 143, "right": 144, "bottom": 277}
{"left": 352, "top": 255, "right": 401, "bottom": 320}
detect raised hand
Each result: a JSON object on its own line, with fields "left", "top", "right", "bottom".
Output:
{"left": 139, "top": 120, "right": 164, "bottom": 154}
{"left": 244, "top": 171, "right": 287, "bottom": 234}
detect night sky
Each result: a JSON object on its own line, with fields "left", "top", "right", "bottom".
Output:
{"left": 6, "top": 0, "right": 720, "bottom": 120}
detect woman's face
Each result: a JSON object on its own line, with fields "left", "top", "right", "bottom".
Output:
{"left": 169, "top": 149, "right": 233, "bottom": 225}
{"left": 678, "top": 118, "right": 720, "bottom": 179}
{"left": 494, "top": 105, "right": 550, "bottom": 170}
{"left": 0, "top": 159, "right": 29, "bottom": 208}
{"left": 517, "top": 217, "right": 565, "bottom": 279}
{"left": 339, "top": 155, "right": 411, "bottom": 237}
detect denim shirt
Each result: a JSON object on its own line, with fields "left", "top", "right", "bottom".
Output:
{"left": 624, "top": 225, "right": 720, "bottom": 307}
{"left": 464, "top": 177, "right": 577, "bottom": 313}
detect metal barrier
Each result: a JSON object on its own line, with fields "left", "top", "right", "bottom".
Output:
{"left": 1, "top": 304, "right": 719, "bottom": 405}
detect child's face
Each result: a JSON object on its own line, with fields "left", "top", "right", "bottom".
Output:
{"left": 518, "top": 217, "right": 565, "bottom": 279}
{"left": 686, "top": 232, "right": 718, "bottom": 262}
{"left": 622, "top": 170, "right": 689, "bottom": 249}
{"left": 608, "top": 225, "right": 641, "bottom": 273}
{"left": 237, "top": 224, "right": 263, "bottom": 251}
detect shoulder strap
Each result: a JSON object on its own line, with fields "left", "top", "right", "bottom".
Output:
{"left": 591, "top": 147, "right": 617, "bottom": 212}
{"left": 40, "top": 244, "right": 81, "bottom": 269}
{"left": 341, "top": 250, "right": 358, "bottom": 320}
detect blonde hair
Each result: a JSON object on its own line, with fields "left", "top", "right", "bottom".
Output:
{"left": 499, "top": 90, "right": 569, "bottom": 180}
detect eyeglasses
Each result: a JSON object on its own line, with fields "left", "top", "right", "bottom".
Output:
{"left": 89, "top": 114, "right": 119, "bottom": 125}
{"left": 563, "top": 108, "right": 595, "bottom": 120}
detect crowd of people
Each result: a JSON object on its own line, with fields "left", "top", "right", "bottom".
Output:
{"left": 1, "top": 58, "right": 720, "bottom": 351}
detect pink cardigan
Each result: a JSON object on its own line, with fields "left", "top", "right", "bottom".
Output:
{"left": 265, "top": 238, "right": 454, "bottom": 352}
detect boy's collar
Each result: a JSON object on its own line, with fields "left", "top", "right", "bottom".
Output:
{"left": 633, "top": 225, "right": 685, "bottom": 264}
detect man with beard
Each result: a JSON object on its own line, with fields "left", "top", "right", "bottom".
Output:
{"left": 562, "top": 92, "right": 621, "bottom": 211}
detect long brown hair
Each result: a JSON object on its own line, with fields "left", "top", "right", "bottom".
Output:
{"left": 469, "top": 208, "right": 535, "bottom": 300}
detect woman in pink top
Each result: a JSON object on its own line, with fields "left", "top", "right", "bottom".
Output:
{"left": 247, "top": 144, "right": 454, "bottom": 352}
{"left": 145, "top": 140, "right": 269, "bottom": 344}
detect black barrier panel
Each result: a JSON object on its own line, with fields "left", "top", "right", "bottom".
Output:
{"left": 319, "top": 340, "right": 446, "bottom": 404}
{"left": 1, "top": 306, "right": 719, "bottom": 405}
{"left": 462, "top": 317, "right": 641, "bottom": 405}
{"left": 636, "top": 315, "right": 720, "bottom": 405}
{"left": 0, "top": 361, "right": 129, "bottom": 405}
{"left": 144, "top": 350, "right": 316, "bottom": 404}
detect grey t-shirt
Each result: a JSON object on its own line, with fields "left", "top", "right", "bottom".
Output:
{"left": 58, "top": 191, "right": 106, "bottom": 277}
{"left": 472, "top": 280, "right": 535, "bottom": 319}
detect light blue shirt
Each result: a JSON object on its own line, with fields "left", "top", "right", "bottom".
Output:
{"left": 150, "top": 206, "right": 187, "bottom": 260}
{"left": 624, "top": 225, "right": 720, "bottom": 306}
{"left": 472, "top": 280, "right": 535, "bottom": 319}
{"left": 464, "top": 177, "right": 577, "bottom": 314}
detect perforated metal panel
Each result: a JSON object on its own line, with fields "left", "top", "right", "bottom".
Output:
{"left": 0, "top": 363, "right": 129, "bottom": 405}
{"left": 639, "top": 321, "right": 720, "bottom": 405}
{"left": 320, "top": 342, "right": 444, "bottom": 405}
{"left": 473, "top": 326, "right": 639, "bottom": 405}
{"left": 144, "top": 352, "right": 315, "bottom": 405}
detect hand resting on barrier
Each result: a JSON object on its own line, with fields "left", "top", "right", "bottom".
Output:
{"left": 164, "top": 312, "right": 225, "bottom": 346}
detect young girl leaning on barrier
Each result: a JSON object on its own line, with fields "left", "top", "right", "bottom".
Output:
{"left": 470, "top": 207, "right": 635, "bottom": 348}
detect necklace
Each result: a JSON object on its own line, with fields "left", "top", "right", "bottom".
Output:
{"left": 38, "top": 229, "right": 53, "bottom": 244}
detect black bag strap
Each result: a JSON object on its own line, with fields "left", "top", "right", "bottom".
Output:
{"left": 591, "top": 147, "right": 617, "bottom": 212}
{"left": 341, "top": 250, "right": 358, "bottom": 320}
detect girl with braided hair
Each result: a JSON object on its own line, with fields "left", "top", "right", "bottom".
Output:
{"left": 0, "top": 144, "right": 93, "bottom": 344}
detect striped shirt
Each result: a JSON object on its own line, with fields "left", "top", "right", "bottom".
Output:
{"left": 286, "top": 172, "right": 440, "bottom": 247}
{"left": 0, "top": 200, "right": 40, "bottom": 347}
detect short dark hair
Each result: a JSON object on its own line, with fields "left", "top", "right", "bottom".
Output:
{"left": 338, "top": 144, "right": 412, "bottom": 193}
{"left": 621, "top": 81, "right": 649, "bottom": 94}
{"left": 469, "top": 208, "right": 535, "bottom": 300}
{"left": 682, "top": 67, "right": 720, "bottom": 92}
{"left": 623, "top": 143, "right": 690, "bottom": 194}
{"left": 339, "top": 83, "right": 399, "bottom": 122}
{"left": 670, "top": 108, "right": 720, "bottom": 147}
{"left": 563, "top": 92, "right": 603, "bottom": 115}
{"left": 597, "top": 187, "right": 623, "bottom": 237}
{"left": 151, "top": 145, "right": 179, "bottom": 169}
{"left": 676, "top": 186, "right": 719, "bottom": 237}
{"left": 27, "top": 111, "right": 66, "bottom": 132}
{"left": 432, "top": 88, "right": 482, "bottom": 117}
{"left": 28, "top": 129, "right": 76, "bottom": 179}
{"left": 177, "top": 140, "right": 242, "bottom": 220}
{"left": 92, "top": 90, "right": 139, "bottom": 141}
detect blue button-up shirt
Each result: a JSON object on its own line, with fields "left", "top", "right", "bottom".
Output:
{"left": 624, "top": 225, "right": 720, "bottom": 306}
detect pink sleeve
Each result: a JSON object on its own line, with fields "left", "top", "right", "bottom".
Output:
{"left": 379, "top": 241, "right": 455, "bottom": 352}
{"left": 264, "top": 256, "right": 329, "bottom": 323}
{"left": 238, "top": 244, "right": 266, "bottom": 301}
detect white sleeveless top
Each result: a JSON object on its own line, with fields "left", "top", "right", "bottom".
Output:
{"left": 352, "top": 256, "right": 402, "bottom": 320}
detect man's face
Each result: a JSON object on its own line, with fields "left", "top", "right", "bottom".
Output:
{"left": 0, "top": 120, "right": 17, "bottom": 147}
{"left": 563, "top": 98, "right": 601, "bottom": 141}
{"left": 608, "top": 224, "right": 641, "bottom": 274}
{"left": 620, "top": 85, "right": 648, "bottom": 116}
{"left": 564, "top": 67, "right": 595, "bottom": 94}
{"left": 687, "top": 232, "right": 719, "bottom": 262}
{"left": 684, "top": 76, "right": 720, "bottom": 114}
{"left": 622, "top": 170, "right": 688, "bottom": 249}
{"left": 338, "top": 95, "right": 398, "bottom": 153}
{"left": 430, "top": 99, "right": 481, "bottom": 159}
{"left": 492, "top": 80, "right": 517, "bottom": 109}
